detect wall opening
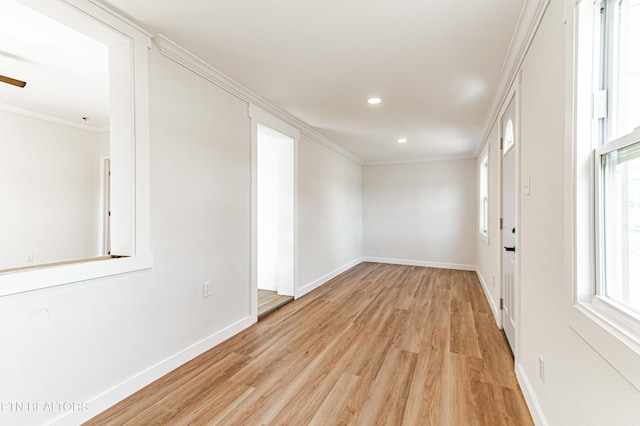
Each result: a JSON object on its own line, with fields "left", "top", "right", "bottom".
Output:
{"left": 0, "top": 0, "right": 152, "bottom": 297}
{"left": 257, "top": 123, "right": 295, "bottom": 299}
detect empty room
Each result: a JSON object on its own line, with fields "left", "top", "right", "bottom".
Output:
{"left": 1, "top": 0, "right": 640, "bottom": 425}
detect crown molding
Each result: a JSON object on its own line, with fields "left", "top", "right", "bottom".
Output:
{"left": 364, "top": 153, "right": 476, "bottom": 167}
{"left": 475, "top": 0, "right": 551, "bottom": 158}
{"left": 0, "top": 104, "right": 106, "bottom": 133}
{"left": 153, "top": 34, "right": 363, "bottom": 165}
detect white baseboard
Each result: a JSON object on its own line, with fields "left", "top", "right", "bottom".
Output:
{"left": 475, "top": 267, "right": 502, "bottom": 326}
{"left": 296, "top": 257, "right": 364, "bottom": 298}
{"left": 50, "top": 315, "right": 255, "bottom": 426}
{"left": 363, "top": 257, "right": 476, "bottom": 271}
{"left": 515, "top": 363, "right": 548, "bottom": 426}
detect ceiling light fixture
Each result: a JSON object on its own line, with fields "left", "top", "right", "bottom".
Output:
{"left": 367, "top": 97, "right": 382, "bottom": 105}
{"left": 397, "top": 138, "right": 407, "bottom": 143}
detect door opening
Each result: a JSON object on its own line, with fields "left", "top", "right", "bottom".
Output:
{"left": 101, "top": 157, "right": 111, "bottom": 256}
{"left": 257, "top": 123, "right": 294, "bottom": 317}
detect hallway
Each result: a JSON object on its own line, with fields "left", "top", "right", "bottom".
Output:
{"left": 86, "top": 263, "right": 532, "bottom": 425}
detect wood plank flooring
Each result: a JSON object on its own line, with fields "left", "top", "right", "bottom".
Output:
{"left": 85, "top": 263, "right": 533, "bottom": 425}
{"left": 258, "top": 289, "right": 293, "bottom": 319}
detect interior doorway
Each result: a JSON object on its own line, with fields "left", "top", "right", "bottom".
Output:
{"left": 101, "top": 157, "right": 111, "bottom": 256}
{"left": 500, "top": 96, "right": 518, "bottom": 352}
{"left": 257, "top": 123, "right": 295, "bottom": 317}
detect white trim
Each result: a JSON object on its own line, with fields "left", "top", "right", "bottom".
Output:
{"left": 250, "top": 112, "right": 259, "bottom": 319}
{"left": 475, "top": 0, "right": 551, "bottom": 157}
{"left": 478, "top": 144, "right": 490, "bottom": 244}
{"left": 570, "top": 305, "right": 640, "bottom": 390}
{"left": 594, "top": 127, "right": 640, "bottom": 156}
{"left": 363, "top": 257, "right": 476, "bottom": 272}
{"left": 293, "top": 135, "right": 300, "bottom": 300}
{"left": 0, "top": 254, "right": 153, "bottom": 297}
{"left": 566, "top": 0, "right": 640, "bottom": 392}
{"left": 476, "top": 268, "right": 501, "bottom": 326}
{"left": 49, "top": 315, "right": 255, "bottom": 426}
{"left": 296, "top": 258, "right": 364, "bottom": 298}
{"left": 64, "top": 0, "right": 151, "bottom": 46}
{"left": 0, "top": 104, "right": 105, "bottom": 132}
{"left": 15, "top": 0, "right": 151, "bottom": 47}
{"left": 153, "top": 34, "right": 362, "bottom": 165}
{"left": 249, "top": 105, "right": 300, "bottom": 139}
{"left": 0, "top": 0, "right": 153, "bottom": 297}
{"left": 515, "top": 363, "right": 549, "bottom": 426}
{"left": 365, "top": 154, "right": 476, "bottom": 167}
{"left": 250, "top": 106, "right": 299, "bottom": 319}
{"left": 497, "top": 80, "right": 522, "bottom": 360}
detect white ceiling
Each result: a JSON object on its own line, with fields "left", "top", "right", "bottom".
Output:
{"left": 0, "top": 0, "right": 109, "bottom": 129}
{"left": 102, "top": 0, "right": 525, "bottom": 163}
{"left": 2, "top": 0, "right": 525, "bottom": 161}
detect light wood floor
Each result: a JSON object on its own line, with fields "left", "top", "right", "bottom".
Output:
{"left": 258, "top": 289, "right": 293, "bottom": 319}
{"left": 85, "top": 263, "right": 533, "bottom": 425}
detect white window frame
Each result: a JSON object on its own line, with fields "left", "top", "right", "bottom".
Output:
{"left": 478, "top": 146, "right": 490, "bottom": 243}
{"left": 0, "top": 0, "right": 153, "bottom": 297}
{"left": 594, "top": 130, "right": 640, "bottom": 317}
{"left": 567, "top": 0, "right": 640, "bottom": 391}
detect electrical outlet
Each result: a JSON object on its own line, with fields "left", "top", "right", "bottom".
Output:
{"left": 203, "top": 281, "right": 212, "bottom": 298}
{"left": 24, "top": 252, "right": 33, "bottom": 263}
{"left": 538, "top": 356, "right": 545, "bottom": 383}
{"left": 492, "top": 276, "right": 495, "bottom": 287}
{"left": 373, "top": 242, "right": 379, "bottom": 250}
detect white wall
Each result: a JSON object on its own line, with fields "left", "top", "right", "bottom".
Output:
{"left": 363, "top": 159, "right": 476, "bottom": 270}
{"left": 0, "top": 110, "right": 102, "bottom": 270}
{"left": 478, "top": 1, "right": 640, "bottom": 424}
{"left": 0, "top": 47, "right": 252, "bottom": 426}
{"left": 0, "top": 40, "right": 364, "bottom": 424}
{"left": 98, "top": 131, "right": 110, "bottom": 157}
{"left": 297, "top": 134, "right": 363, "bottom": 296}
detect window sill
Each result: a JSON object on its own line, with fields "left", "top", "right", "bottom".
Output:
{"left": 0, "top": 252, "right": 153, "bottom": 297}
{"left": 569, "top": 301, "right": 640, "bottom": 391}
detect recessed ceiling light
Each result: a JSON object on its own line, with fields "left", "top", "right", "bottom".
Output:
{"left": 367, "top": 97, "right": 382, "bottom": 105}
{"left": 397, "top": 138, "right": 407, "bottom": 143}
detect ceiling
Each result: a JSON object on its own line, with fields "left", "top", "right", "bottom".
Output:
{"left": 102, "top": 0, "right": 525, "bottom": 163}
{"left": 2, "top": 0, "right": 525, "bottom": 162}
{"left": 0, "top": 0, "right": 109, "bottom": 129}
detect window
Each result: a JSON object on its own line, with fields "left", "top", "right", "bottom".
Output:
{"left": 607, "top": 0, "right": 640, "bottom": 140}
{"left": 0, "top": 0, "right": 152, "bottom": 297}
{"left": 597, "top": 137, "right": 640, "bottom": 315}
{"left": 595, "top": 0, "right": 640, "bottom": 316}
{"left": 479, "top": 148, "right": 489, "bottom": 240}
{"left": 569, "top": 0, "right": 640, "bottom": 391}
{"left": 504, "top": 119, "right": 515, "bottom": 153}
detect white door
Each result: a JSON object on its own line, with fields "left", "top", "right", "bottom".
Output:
{"left": 501, "top": 100, "right": 517, "bottom": 351}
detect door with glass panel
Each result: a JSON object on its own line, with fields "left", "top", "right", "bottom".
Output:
{"left": 501, "top": 98, "right": 517, "bottom": 351}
